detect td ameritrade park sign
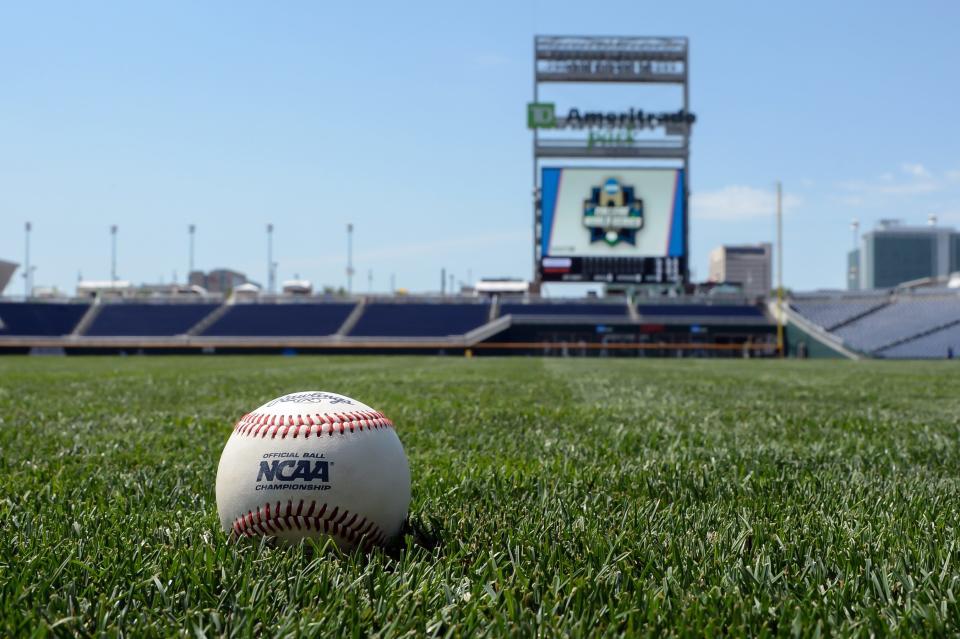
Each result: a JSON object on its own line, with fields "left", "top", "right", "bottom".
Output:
{"left": 527, "top": 102, "right": 695, "bottom": 146}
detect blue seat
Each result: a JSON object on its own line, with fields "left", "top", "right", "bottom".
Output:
{"left": 350, "top": 303, "right": 489, "bottom": 337}
{"left": 87, "top": 304, "right": 219, "bottom": 336}
{"left": 203, "top": 303, "right": 355, "bottom": 336}
{"left": 0, "top": 302, "right": 89, "bottom": 335}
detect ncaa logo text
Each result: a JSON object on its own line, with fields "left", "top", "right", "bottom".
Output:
{"left": 255, "top": 457, "right": 332, "bottom": 491}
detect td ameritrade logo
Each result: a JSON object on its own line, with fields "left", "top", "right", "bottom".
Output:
{"left": 527, "top": 103, "right": 695, "bottom": 131}
{"left": 255, "top": 452, "right": 331, "bottom": 491}
{"left": 528, "top": 102, "right": 558, "bottom": 128}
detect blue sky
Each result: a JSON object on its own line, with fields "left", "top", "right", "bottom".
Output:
{"left": 2, "top": 1, "right": 959, "bottom": 295}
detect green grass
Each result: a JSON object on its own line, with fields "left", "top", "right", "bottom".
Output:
{"left": 2, "top": 357, "right": 960, "bottom": 637}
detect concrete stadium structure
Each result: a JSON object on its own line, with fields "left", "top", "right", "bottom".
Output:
{"left": 0, "top": 295, "right": 774, "bottom": 356}
{"left": 3, "top": 288, "right": 959, "bottom": 358}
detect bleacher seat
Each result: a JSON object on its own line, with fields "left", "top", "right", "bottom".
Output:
{"left": 501, "top": 303, "right": 627, "bottom": 317}
{"left": 879, "top": 323, "right": 960, "bottom": 359}
{"left": 350, "top": 303, "right": 489, "bottom": 337}
{"left": 87, "top": 303, "right": 218, "bottom": 336}
{"left": 833, "top": 296, "right": 960, "bottom": 353}
{"left": 0, "top": 302, "right": 89, "bottom": 336}
{"left": 202, "top": 303, "right": 355, "bottom": 336}
{"left": 790, "top": 298, "right": 887, "bottom": 330}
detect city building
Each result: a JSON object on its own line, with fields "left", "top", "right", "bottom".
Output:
{"left": 849, "top": 220, "right": 960, "bottom": 290}
{"left": 708, "top": 244, "right": 772, "bottom": 298}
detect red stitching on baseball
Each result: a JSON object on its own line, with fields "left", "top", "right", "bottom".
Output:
{"left": 233, "top": 410, "right": 395, "bottom": 439}
{"left": 231, "top": 499, "right": 386, "bottom": 548}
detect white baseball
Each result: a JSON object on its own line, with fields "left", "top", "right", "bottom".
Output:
{"left": 215, "top": 391, "right": 411, "bottom": 550}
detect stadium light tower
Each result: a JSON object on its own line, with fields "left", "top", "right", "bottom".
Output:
{"left": 346, "top": 223, "right": 355, "bottom": 294}
{"left": 188, "top": 224, "right": 196, "bottom": 283}
{"left": 24, "top": 221, "right": 32, "bottom": 297}
{"left": 110, "top": 225, "right": 118, "bottom": 281}
{"left": 266, "top": 224, "right": 274, "bottom": 294}
{"left": 775, "top": 183, "right": 784, "bottom": 358}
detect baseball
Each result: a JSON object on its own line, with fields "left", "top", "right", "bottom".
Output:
{"left": 216, "top": 391, "right": 411, "bottom": 550}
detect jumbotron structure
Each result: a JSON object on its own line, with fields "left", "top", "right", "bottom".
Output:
{"left": 531, "top": 36, "right": 692, "bottom": 289}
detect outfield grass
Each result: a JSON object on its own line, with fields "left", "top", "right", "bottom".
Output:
{"left": 1, "top": 357, "right": 960, "bottom": 636}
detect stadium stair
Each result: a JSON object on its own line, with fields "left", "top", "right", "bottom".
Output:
{"left": 488, "top": 295, "right": 500, "bottom": 322}
{"left": 71, "top": 297, "right": 103, "bottom": 337}
{"left": 464, "top": 314, "right": 511, "bottom": 345}
{"left": 186, "top": 301, "right": 231, "bottom": 336}
{"left": 335, "top": 298, "right": 366, "bottom": 337}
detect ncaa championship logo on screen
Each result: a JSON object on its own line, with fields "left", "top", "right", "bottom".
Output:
{"left": 582, "top": 178, "right": 644, "bottom": 246}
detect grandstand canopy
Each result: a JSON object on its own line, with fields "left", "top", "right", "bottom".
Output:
{"left": 0, "top": 260, "right": 18, "bottom": 296}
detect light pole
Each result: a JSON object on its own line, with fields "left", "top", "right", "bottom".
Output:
{"left": 188, "top": 224, "right": 196, "bottom": 283}
{"left": 346, "top": 223, "right": 355, "bottom": 294}
{"left": 266, "top": 224, "right": 274, "bottom": 294}
{"left": 110, "top": 225, "right": 118, "bottom": 281}
{"left": 775, "top": 182, "right": 784, "bottom": 358}
{"left": 24, "top": 222, "right": 32, "bottom": 297}
{"left": 849, "top": 218, "right": 860, "bottom": 291}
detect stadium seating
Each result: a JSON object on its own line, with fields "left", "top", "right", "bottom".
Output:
{"left": 0, "top": 302, "right": 89, "bottom": 335}
{"left": 832, "top": 295, "right": 960, "bottom": 353}
{"left": 878, "top": 323, "right": 960, "bottom": 359}
{"left": 637, "top": 304, "right": 764, "bottom": 317}
{"left": 349, "top": 303, "right": 489, "bottom": 337}
{"left": 202, "top": 303, "right": 355, "bottom": 336}
{"left": 86, "top": 303, "right": 219, "bottom": 336}
{"left": 500, "top": 302, "right": 627, "bottom": 317}
{"left": 789, "top": 297, "right": 888, "bottom": 330}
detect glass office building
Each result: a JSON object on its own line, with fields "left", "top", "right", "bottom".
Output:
{"left": 849, "top": 221, "right": 960, "bottom": 290}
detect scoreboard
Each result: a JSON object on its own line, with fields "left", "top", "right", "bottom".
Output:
{"left": 539, "top": 167, "right": 686, "bottom": 283}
